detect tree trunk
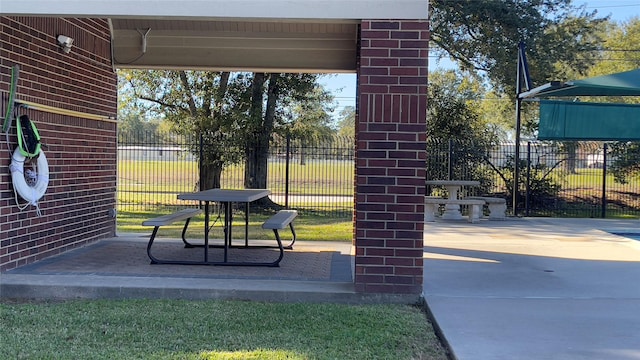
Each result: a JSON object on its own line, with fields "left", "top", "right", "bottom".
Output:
{"left": 245, "top": 73, "right": 278, "bottom": 190}
{"left": 563, "top": 141, "right": 577, "bottom": 174}
{"left": 299, "top": 140, "right": 307, "bottom": 165}
{"left": 200, "top": 161, "right": 223, "bottom": 190}
{"left": 244, "top": 73, "right": 265, "bottom": 189}
{"left": 244, "top": 73, "right": 281, "bottom": 209}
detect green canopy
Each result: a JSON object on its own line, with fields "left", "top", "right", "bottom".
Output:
{"left": 538, "top": 100, "right": 640, "bottom": 141}
{"left": 521, "top": 68, "right": 640, "bottom": 98}
{"left": 519, "top": 68, "right": 640, "bottom": 141}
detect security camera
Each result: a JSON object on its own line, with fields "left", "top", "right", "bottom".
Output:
{"left": 57, "top": 35, "right": 74, "bottom": 53}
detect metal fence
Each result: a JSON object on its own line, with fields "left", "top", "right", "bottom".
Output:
{"left": 118, "top": 132, "right": 640, "bottom": 219}
{"left": 117, "top": 132, "right": 355, "bottom": 217}
{"left": 427, "top": 139, "right": 640, "bottom": 218}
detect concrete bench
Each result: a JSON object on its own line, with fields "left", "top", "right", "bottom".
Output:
{"left": 468, "top": 197, "right": 507, "bottom": 220}
{"left": 142, "top": 208, "right": 202, "bottom": 264}
{"left": 262, "top": 209, "right": 298, "bottom": 249}
{"left": 425, "top": 197, "right": 485, "bottom": 223}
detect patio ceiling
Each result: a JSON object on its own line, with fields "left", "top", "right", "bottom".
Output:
{"left": 4, "top": 0, "right": 429, "bottom": 72}
{"left": 109, "top": 18, "right": 359, "bottom": 72}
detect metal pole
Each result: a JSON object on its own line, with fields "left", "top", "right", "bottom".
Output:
{"left": 601, "top": 143, "right": 608, "bottom": 218}
{"left": 448, "top": 138, "right": 453, "bottom": 180}
{"left": 514, "top": 101, "right": 522, "bottom": 216}
{"left": 513, "top": 42, "right": 530, "bottom": 217}
{"left": 525, "top": 141, "right": 531, "bottom": 216}
{"left": 199, "top": 133, "right": 204, "bottom": 191}
{"left": 199, "top": 133, "right": 204, "bottom": 209}
{"left": 513, "top": 52, "right": 523, "bottom": 216}
{"left": 285, "top": 134, "right": 291, "bottom": 209}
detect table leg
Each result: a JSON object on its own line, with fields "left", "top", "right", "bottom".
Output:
{"left": 442, "top": 185, "right": 463, "bottom": 220}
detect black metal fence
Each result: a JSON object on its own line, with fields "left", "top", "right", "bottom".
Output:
{"left": 117, "top": 132, "right": 355, "bottom": 217}
{"left": 427, "top": 139, "right": 640, "bottom": 218}
{"left": 118, "top": 132, "right": 640, "bottom": 219}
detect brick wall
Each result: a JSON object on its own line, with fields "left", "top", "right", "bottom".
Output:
{"left": 0, "top": 17, "right": 117, "bottom": 271}
{"left": 355, "top": 20, "right": 428, "bottom": 294}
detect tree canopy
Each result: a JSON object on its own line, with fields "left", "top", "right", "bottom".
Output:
{"left": 118, "top": 70, "right": 335, "bottom": 193}
{"left": 430, "top": 0, "right": 609, "bottom": 95}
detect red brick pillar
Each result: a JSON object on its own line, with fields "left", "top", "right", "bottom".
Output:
{"left": 354, "top": 20, "right": 428, "bottom": 294}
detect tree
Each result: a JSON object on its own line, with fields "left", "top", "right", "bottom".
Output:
{"left": 116, "top": 107, "right": 165, "bottom": 144}
{"left": 117, "top": 77, "right": 164, "bottom": 143}
{"left": 336, "top": 106, "right": 355, "bottom": 138}
{"left": 427, "top": 70, "right": 494, "bottom": 187}
{"left": 427, "top": 70, "right": 489, "bottom": 142}
{"left": 241, "top": 73, "right": 333, "bottom": 194}
{"left": 120, "top": 70, "right": 335, "bottom": 201}
{"left": 588, "top": 17, "right": 640, "bottom": 104}
{"left": 430, "top": 0, "right": 608, "bottom": 94}
{"left": 590, "top": 18, "right": 640, "bottom": 183}
{"left": 120, "top": 69, "right": 242, "bottom": 189}
{"left": 286, "top": 85, "right": 335, "bottom": 165}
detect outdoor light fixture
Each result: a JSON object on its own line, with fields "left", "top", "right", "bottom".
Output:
{"left": 57, "top": 35, "right": 74, "bottom": 53}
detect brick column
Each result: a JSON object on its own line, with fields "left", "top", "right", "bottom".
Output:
{"left": 354, "top": 20, "right": 428, "bottom": 294}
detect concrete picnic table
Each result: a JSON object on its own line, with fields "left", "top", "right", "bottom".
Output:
{"left": 426, "top": 180, "right": 480, "bottom": 220}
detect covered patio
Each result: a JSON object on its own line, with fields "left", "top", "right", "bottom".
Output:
{"left": 2, "top": 0, "right": 429, "bottom": 299}
{"left": 1, "top": 234, "right": 385, "bottom": 303}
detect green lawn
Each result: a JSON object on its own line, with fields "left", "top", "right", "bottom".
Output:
{"left": 118, "top": 209, "right": 353, "bottom": 242}
{"left": 1, "top": 299, "right": 448, "bottom": 360}
{"left": 118, "top": 160, "right": 354, "bottom": 197}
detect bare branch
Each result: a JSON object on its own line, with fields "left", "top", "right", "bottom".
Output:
{"left": 179, "top": 71, "right": 198, "bottom": 117}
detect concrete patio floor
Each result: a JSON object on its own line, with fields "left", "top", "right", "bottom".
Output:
{"left": 2, "top": 217, "right": 640, "bottom": 359}
{"left": 0, "top": 232, "right": 414, "bottom": 304}
{"left": 424, "top": 217, "right": 640, "bottom": 360}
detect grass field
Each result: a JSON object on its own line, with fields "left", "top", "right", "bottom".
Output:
{"left": 118, "top": 159, "right": 355, "bottom": 216}
{"left": 118, "top": 159, "right": 640, "bottom": 219}
{"left": 1, "top": 299, "right": 448, "bottom": 360}
{"left": 118, "top": 160, "right": 354, "bottom": 196}
{"left": 118, "top": 209, "right": 353, "bottom": 242}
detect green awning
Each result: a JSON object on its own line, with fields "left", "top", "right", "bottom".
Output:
{"left": 538, "top": 100, "right": 640, "bottom": 141}
{"left": 521, "top": 69, "right": 640, "bottom": 99}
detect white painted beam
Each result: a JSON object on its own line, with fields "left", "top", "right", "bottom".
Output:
{"left": 1, "top": 0, "right": 428, "bottom": 20}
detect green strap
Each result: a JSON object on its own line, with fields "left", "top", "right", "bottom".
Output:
{"left": 3, "top": 65, "right": 19, "bottom": 133}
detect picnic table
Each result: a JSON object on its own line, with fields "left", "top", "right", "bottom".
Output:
{"left": 144, "top": 189, "right": 296, "bottom": 267}
{"left": 425, "top": 180, "right": 480, "bottom": 220}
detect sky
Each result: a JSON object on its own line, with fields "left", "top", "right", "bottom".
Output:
{"left": 321, "top": 0, "right": 640, "bottom": 118}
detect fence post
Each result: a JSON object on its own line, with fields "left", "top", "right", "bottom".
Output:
{"left": 285, "top": 134, "right": 291, "bottom": 209}
{"left": 198, "top": 133, "right": 204, "bottom": 208}
{"left": 601, "top": 143, "right": 608, "bottom": 218}
{"left": 525, "top": 141, "right": 531, "bottom": 216}
{"left": 448, "top": 138, "right": 453, "bottom": 180}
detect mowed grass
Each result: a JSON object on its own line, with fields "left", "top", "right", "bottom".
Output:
{"left": 118, "top": 160, "right": 354, "bottom": 196}
{"left": 1, "top": 299, "right": 449, "bottom": 360}
{"left": 117, "top": 209, "right": 353, "bottom": 242}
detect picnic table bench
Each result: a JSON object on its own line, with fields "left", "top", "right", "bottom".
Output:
{"left": 262, "top": 209, "right": 298, "bottom": 250}
{"left": 424, "top": 197, "right": 484, "bottom": 223}
{"left": 468, "top": 196, "right": 507, "bottom": 220}
{"left": 142, "top": 208, "right": 203, "bottom": 264}
{"left": 142, "top": 206, "right": 298, "bottom": 267}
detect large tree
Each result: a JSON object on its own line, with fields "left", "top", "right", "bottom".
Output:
{"left": 336, "top": 106, "right": 356, "bottom": 138}
{"left": 120, "top": 70, "right": 241, "bottom": 190}
{"left": 427, "top": 70, "right": 494, "bottom": 183}
{"left": 119, "top": 70, "right": 335, "bottom": 198}
{"left": 589, "top": 18, "right": 640, "bottom": 183}
{"left": 430, "top": 0, "right": 608, "bottom": 94}
{"left": 588, "top": 17, "right": 640, "bottom": 100}
{"left": 240, "top": 73, "right": 333, "bottom": 193}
